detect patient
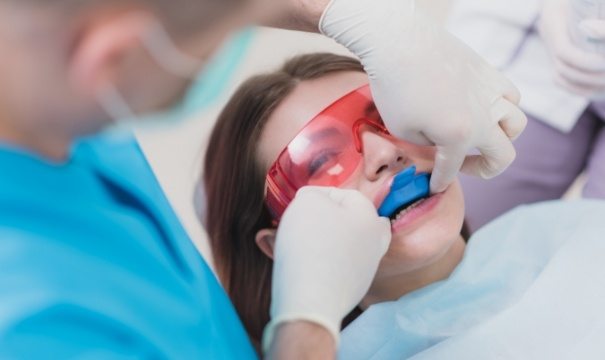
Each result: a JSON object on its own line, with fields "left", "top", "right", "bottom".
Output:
{"left": 204, "top": 53, "right": 605, "bottom": 358}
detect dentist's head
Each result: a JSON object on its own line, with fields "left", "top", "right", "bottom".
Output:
{"left": 0, "top": 0, "right": 246, "bottom": 158}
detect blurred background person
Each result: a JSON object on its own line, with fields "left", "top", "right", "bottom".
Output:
{"left": 449, "top": 0, "right": 605, "bottom": 232}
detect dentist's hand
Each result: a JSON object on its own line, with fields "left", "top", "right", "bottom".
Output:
{"left": 320, "top": 0, "right": 527, "bottom": 193}
{"left": 539, "top": 0, "right": 605, "bottom": 99}
{"left": 263, "top": 186, "right": 391, "bottom": 352}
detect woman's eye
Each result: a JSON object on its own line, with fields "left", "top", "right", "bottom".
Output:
{"left": 308, "top": 150, "right": 340, "bottom": 176}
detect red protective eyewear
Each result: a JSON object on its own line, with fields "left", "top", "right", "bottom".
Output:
{"left": 265, "top": 84, "right": 392, "bottom": 221}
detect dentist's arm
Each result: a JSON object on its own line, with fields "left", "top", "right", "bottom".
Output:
{"left": 256, "top": 0, "right": 330, "bottom": 32}
{"left": 259, "top": 0, "right": 527, "bottom": 193}
{"left": 267, "top": 322, "right": 336, "bottom": 359}
{"left": 264, "top": 187, "right": 392, "bottom": 359}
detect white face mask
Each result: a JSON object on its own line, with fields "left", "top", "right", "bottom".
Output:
{"left": 96, "top": 21, "right": 204, "bottom": 127}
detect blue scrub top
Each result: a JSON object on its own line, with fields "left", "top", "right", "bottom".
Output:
{"left": 0, "top": 132, "right": 257, "bottom": 359}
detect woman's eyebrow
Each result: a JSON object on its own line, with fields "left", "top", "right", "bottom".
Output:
{"left": 308, "top": 127, "right": 343, "bottom": 142}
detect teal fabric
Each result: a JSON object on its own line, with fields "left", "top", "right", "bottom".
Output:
{"left": 136, "top": 28, "right": 255, "bottom": 126}
{"left": 340, "top": 200, "right": 605, "bottom": 359}
{"left": 0, "top": 132, "right": 257, "bottom": 359}
{"left": 182, "top": 28, "right": 255, "bottom": 113}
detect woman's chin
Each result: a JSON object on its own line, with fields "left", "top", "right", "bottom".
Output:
{"left": 380, "top": 183, "right": 465, "bottom": 274}
{"left": 389, "top": 191, "right": 444, "bottom": 235}
{"left": 388, "top": 180, "right": 462, "bottom": 235}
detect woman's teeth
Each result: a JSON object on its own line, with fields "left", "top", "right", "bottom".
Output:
{"left": 390, "top": 197, "right": 427, "bottom": 224}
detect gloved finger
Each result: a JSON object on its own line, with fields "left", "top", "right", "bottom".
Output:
{"left": 330, "top": 188, "right": 377, "bottom": 213}
{"left": 491, "top": 97, "right": 528, "bottom": 141}
{"left": 481, "top": 64, "right": 521, "bottom": 105}
{"left": 554, "top": 73, "right": 605, "bottom": 98}
{"left": 579, "top": 19, "right": 605, "bottom": 41}
{"left": 396, "top": 129, "right": 434, "bottom": 147}
{"left": 297, "top": 185, "right": 356, "bottom": 203}
{"left": 300, "top": 186, "right": 374, "bottom": 211}
{"left": 555, "top": 37, "right": 605, "bottom": 73}
{"left": 376, "top": 217, "right": 393, "bottom": 255}
{"left": 295, "top": 186, "right": 338, "bottom": 205}
{"left": 555, "top": 59, "right": 605, "bottom": 88}
{"left": 296, "top": 186, "right": 330, "bottom": 197}
{"left": 543, "top": 5, "right": 605, "bottom": 73}
{"left": 430, "top": 145, "right": 467, "bottom": 194}
{"left": 496, "top": 74, "right": 522, "bottom": 105}
{"left": 461, "top": 128, "right": 516, "bottom": 179}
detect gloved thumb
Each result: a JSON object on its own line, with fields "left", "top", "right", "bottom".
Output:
{"left": 296, "top": 186, "right": 335, "bottom": 200}
{"left": 579, "top": 19, "right": 605, "bottom": 41}
{"left": 430, "top": 145, "right": 466, "bottom": 194}
{"left": 377, "top": 217, "right": 392, "bottom": 256}
{"left": 296, "top": 186, "right": 359, "bottom": 207}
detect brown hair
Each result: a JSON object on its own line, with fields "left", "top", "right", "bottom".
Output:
{"left": 203, "top": 53, "right": 365, "bottom": 352}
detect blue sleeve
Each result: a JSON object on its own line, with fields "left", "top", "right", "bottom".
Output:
{"left": 0, "top": 229, "right": 162, "bottom": 359}
{"left": 1, "top": 306, "right": 155, "bottom": 360}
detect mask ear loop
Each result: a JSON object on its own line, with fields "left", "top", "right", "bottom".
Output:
{"left": 97, "top": 83, "right": 137, "bottom": 124}
{"left": 141, "top": 21, "right": 204, "bottom": 79}
{"left": 95, "top": 21, "right": 206, "bottom": 125}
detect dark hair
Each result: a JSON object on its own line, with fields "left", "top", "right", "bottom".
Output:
{"left": 203, "top": 53, "right": 365, "bottom": 352}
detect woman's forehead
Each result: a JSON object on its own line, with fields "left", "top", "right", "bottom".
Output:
{"left": 274, "top": 72, "right": 369, "bottom": 128}
{"left": 258, "top": 71, "right": 369, "bottom": 169}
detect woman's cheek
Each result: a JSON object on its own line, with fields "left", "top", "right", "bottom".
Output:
{"left": 447, "top": 181, "right": 466, "bottom": 226}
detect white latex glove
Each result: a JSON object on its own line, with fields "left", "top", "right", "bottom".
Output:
{"left": 320, "top": 0, "right": 527, "bottom": 193}
{"left": 262, "top": 187, "right": 391, "bottom": 351}
{"left": 540, "top": 0, "right": 605, "bottom": 99}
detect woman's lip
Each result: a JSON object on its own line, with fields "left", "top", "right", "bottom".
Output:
{"left": 373, "top": 168, "right": 434, "bottom": 212}
{"left": 373, "top": 177, "right": 395, "bottom": 209}
{"left": 390, "top": 190, "right": 444, "bottom": 233}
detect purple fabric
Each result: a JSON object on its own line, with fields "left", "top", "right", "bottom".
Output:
{"left": 590, "top": 100, "right": 605, "bottom": 120}
{"left": 460, "top": 108, "right": 605, "bottom": 232}
{"left": 585, "top": 123, "right": 605, "bottom": 197}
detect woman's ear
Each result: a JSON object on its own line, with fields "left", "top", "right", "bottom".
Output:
{"left": 255, "top": 229, "right": 277, "bottom": 260}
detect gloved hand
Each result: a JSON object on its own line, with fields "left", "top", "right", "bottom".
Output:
{"left": 320, "top": 0, "right": 527, "bottom": 193}
{"left": 263, "top": 186, "right": 391, "bottom": 352}
{"left": 539, "top": 0, "right": 605, "bottom": 99}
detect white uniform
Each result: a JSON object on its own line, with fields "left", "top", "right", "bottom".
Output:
{"left": 448, "top": 0, "right": 590, "bottom": 133}
{"left": 446, "top": 0, "right": 605, "bottom": 233}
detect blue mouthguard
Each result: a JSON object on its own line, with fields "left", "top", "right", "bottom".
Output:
{"left": 378, "top": 166, "right": 431, "bottom": 218}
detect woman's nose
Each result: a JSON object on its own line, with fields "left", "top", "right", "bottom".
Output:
{"left": 361, "top": 131, "right": 406, "bottom": 181}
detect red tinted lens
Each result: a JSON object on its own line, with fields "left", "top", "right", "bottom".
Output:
{"left": 265, "top": 84, "right": 381, "bottom": 220}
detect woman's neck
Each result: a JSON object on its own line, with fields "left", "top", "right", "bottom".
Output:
{"left": 360, "top": 236, "right": 466, "bottom": 309}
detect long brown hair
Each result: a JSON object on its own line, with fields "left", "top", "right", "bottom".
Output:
{"left": 203, "top": 53, "right": 365, "bottom": 352}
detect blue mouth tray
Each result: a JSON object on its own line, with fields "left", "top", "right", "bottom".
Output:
{"left": 378, "top": 166, "right": 431, "bottom": 218}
